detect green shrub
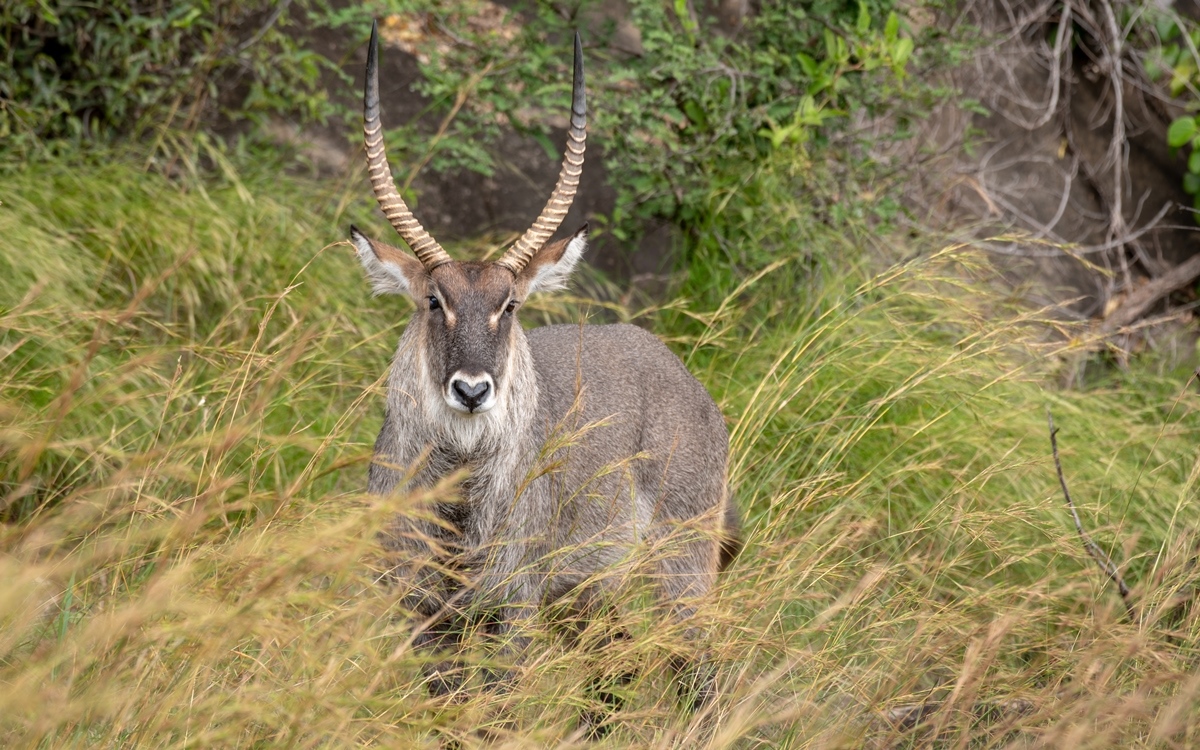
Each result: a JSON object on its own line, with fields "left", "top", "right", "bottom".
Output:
{"left": 0, "top": 1, "right": 349, "bottom": 147}
{"left": 2, "top": 0, "right": 934, "bottom": 258}
{"left": 325, "top": 0, "right": 925, "bottom": 247}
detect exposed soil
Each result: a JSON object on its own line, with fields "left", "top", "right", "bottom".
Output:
{"left": 906, "top": 0, "right": 1200, "bottom": 334}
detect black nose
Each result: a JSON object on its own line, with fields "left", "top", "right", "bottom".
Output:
{"left": 452, "top": 379, "right": 491, "bottom": 410}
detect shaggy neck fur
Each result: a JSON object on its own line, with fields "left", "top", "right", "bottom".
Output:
{"left": 386, "top": 318, "right": 542, "bottom": 555}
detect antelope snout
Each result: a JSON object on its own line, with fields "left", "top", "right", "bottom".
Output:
{"left": 447, "top": 373, "right": 495, "bottom": 414}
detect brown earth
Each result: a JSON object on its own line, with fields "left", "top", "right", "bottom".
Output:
{"left": 903, "top": 0, "right": 1200, "bottom": 338}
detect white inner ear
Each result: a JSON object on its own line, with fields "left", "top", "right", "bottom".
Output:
{"left": 528, "top": 234, "right": 587, "bottom": 294}
{"left": 352, "top": 232, "right": 412, "bottom": 296}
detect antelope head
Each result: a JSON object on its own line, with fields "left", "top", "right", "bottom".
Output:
{"left": 350, "top": 22, "right": 587, "bottom": 416}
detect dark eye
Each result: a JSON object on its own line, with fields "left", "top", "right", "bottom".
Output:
{"left": 503, "top": 299, "right": 518, "bottom": 315}
{"left": 428, "top": 296, "right": 441, "bottom": 311}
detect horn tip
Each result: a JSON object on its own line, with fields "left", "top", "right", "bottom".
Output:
{"left": 367, "top": 19, "right": 379, "bottom": 76}
{"left": 571, "top": 31, "right": 585, "bottom": 116}
{"left": 365, "top": 19, "right": 381, "bottom": 122}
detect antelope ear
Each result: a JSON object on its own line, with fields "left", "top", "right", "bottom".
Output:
{"left": 350, "top": 226, "right": 427, "bottom": 296}
{"left": 518, "top": 224, "right": 588, "bottom": 294}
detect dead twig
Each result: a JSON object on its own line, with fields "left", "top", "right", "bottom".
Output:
{"left": 1096, "top": 0, "right": 1131, "bottom": 294}
{"left": 1027, "top": 0, "right": 1073, "bottom": 130}
{"left": 232, "top": 0, "right": 294, "bottom": 55}
{"left": 1047, "top": 409, "right": 1135, "bottom": 622}
{"left": 401, "top": 61, "right": 495, "bottom": 195}
{"left": 1101, "top": 252, "right": 1200, "bottom": 333}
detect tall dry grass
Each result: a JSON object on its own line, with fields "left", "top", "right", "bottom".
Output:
{"left": 2, "top": 155, "right": 1199, "bottom": 748}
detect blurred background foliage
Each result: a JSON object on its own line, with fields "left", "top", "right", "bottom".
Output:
{"left": 0, "top": 0, "right": 350, "bottom": 142}
{"left": 0, "top": 0, "right": 940, "bottom": 246}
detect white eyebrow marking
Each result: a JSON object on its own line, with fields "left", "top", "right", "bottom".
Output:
{"left": 488, "top": 299, "right": 514, "bottom": 329}
{"left": 433, "top": 290, "right": 457, "bottom": 325}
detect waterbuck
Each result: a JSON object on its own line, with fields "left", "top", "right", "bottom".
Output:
{"left": 349, "top": 22, "right": 739, "bottom": 731}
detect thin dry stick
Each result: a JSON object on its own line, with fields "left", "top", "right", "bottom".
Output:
{"left": 1101, "top": 251, "right": 1200, "bottom": 333}
{"left": 1027, "top": 0, "right": 1072, "bottom": 130}
{"left": 1097, "top": 0, "right": 1130, "bottom": 292}
{"left": 1047, "top": 409, "right": 1135, "bottom": 622}
{"left": 400, "top": 61, "right": 495, "bottom": 196}
{"left": 232, "top": 0, "right": 293, "bottom": 55}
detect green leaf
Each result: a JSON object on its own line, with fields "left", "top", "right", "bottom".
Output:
{"left": 1171, "top": 59, "right": 1198, "bottom": 97}
{"left": 530, "top": 130, "right": 558, "bottom": 162}
{"left": 673, "top": 0, "right": 698, "bottom": 42}
{"left": 856, "top": 1, "right": 871, "bottom": 34}
{"left": 892, "top": 38, "right": 914, "bottom": 69}
{"left": 1155, "top": 15, "right": 1179, "bottom": 41}
{"left": 1189, "top": 149, "right": 1200, "bottom": 175}
{"left": 1164, "top": 43, "right": 1182, "bottom": 67}
{"left": 1168, "top": 117, "right": 1197, "bottom": 148}
{"left": 807, "top": 73, "right": 833, "bottom": 97}
{"left": 1144, "top": 57, "right": 1164, "bottom": 82}
{"left": 682, "top": 100, "right": 709, "bottom": 131}
{"left": 38, "top": 6, "right": 61, "bottom": 25}
{"left": 796, "top": 52, "right": 818, "bottom": 78}
{"left": 824, "top": 30, "right": 838, "bottom": 60}
{"left": 885, "top": 12, "right": 900, "bottom": 43}
{"left": 797, "top": 95, "right": 821, "bottom": 125}
{"left": 1183, "top": 171, "right": 1200, "bottom": 194}
{"left": 837, "top": 35, "right": 850, "bottom": 63}
{"left": 171, "top": 7, "right": 202, "bottom": 29}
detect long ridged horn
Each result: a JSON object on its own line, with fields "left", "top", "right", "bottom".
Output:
{"left": 364, "top": 20, "right": 452, "bottom": 271}
{"left": 496, "top": 32, "right": 587, "bottom": 274}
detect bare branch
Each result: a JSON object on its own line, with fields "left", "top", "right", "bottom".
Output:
{"left": 233, "top": 0, "right": 294, "bottom": 55}
{"left": 1101, "top": 252, "right": 1200, "bottom": 332}
{"left": 1097, "top": 0, "right": 1130, "bottom": 292}
{"left": 1047, "top": 409, "right": 1135, "bottom": 622}
{"left": 1027, "top": 0, "right": 1073, "bottom": 130}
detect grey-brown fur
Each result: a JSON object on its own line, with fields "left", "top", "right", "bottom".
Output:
{"left": 367, "top": 318, "right": 734, "bottom": 612}
{"left": 349, "top": 21, "right": 738, "bottom": 734}
{"left": 352, "top": 236, "right": 739, "bottom": 707}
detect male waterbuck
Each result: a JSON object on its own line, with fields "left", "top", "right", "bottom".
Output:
{"left": 349, "top": 22, "right": 739, "bottom": 731}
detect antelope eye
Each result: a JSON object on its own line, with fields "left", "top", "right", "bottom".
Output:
{"left": 428, "top": 296, "right": 441, "bottom": 311}
{"left": 503, "top": 299, "right": 518, "bottom": 315}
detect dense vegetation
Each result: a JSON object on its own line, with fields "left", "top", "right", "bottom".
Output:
{"left": 3, "top": 1, "right": 1200, "bottom": 747}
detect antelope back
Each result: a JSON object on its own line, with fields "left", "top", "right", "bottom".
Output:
{"left": 528, "top": 322, "right": 729, "bottom": 508}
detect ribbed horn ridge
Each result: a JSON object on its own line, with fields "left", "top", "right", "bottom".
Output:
{"left": 363, "top": 20, "right": 451, "bottom": 271}
{"left": 497, "top": 32, "right": 587, "bottom": 274}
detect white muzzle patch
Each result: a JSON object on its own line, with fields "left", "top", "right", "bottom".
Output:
{"left": 445, "top": 371, "right": 497, "bottom": 414}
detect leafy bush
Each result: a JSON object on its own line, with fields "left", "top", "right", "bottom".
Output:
{"left": 1139, "top": 7, "right": 1200, "bottom": 219}
{"left": 0, "top": 0, "right": 350, "bottom": 147}
{"left": 2, "top": 0, "right": 929, "bottom": 257}
{"left": 362, "top": 0, "right": 922, "bottom": 248}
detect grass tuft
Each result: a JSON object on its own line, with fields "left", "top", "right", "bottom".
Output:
{"left": 2, "top": 153, "right": 1199, "bottom": 747}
